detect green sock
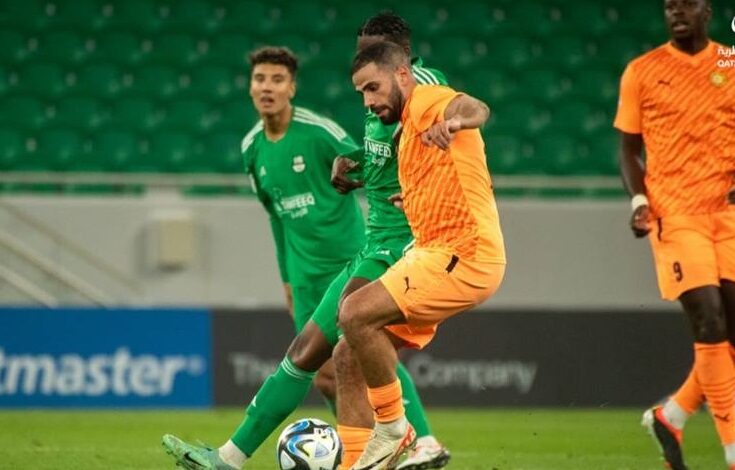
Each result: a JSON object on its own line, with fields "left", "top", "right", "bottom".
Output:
{"left": 397, "top": 361, "right": 432, "bottom": 437}
{"left": 231, "top": 357, "right": 315, "bottom": 456}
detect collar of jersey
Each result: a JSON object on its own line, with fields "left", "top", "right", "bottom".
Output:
{"left": 664, "top": 40, "right": 715, "bottom": 66}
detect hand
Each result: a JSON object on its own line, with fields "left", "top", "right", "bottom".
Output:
{"left": 420, "top": 117, "right": 462, "bottom": 150}
{"left": 331, "top": 157, "right": 363, "bottom": 194}
{"left": 388, "top": 193, "right": 404, "bottom": 211}
{"left": 630, "top": 205, "right": 651, "bottom": 238}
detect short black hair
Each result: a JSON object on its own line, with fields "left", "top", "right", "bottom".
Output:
{"left": 351, "top": 41, "right": 409, "bottom": 75}
{"left": 249, "top": 46, "right": 299, "bottom": 77}
{"left": 357, "top": 11, "right": 411, "bottom": 49}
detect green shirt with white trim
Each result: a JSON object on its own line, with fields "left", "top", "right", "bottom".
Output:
{"left": 243, "top": 106, "right": 365, "bottom": 286}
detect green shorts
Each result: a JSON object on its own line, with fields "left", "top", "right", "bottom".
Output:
{"left": 292, "top": 274, "right": 339, "bottom": 333}
{"left": 310, "top": 236, "right": 410, "bottom": 345}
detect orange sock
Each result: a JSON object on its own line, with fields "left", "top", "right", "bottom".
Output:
{"left": 366, "top": 379, "right": 404, "bottom": 423}
{"left": 672, "top": 368, "right": 704, "bottom": 414}
{"left": 337, "top": 425, "right": 372, "bottom": 470}
{"left": 695, "top": 342, "right": 735, "bottom": 445}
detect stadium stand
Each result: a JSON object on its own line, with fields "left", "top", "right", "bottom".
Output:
{"left": 0, "top": 0, "right": 732, "bottom": 192}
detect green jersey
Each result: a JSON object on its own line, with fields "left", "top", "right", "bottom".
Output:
{"left": 347, "top": 58, "right": 448, "bottom": 240}
{"left": 243, "top": 106, "right": 365, "bottom": 286}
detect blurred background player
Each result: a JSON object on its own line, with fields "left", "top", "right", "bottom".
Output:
{"left": 163, "top": 45, "right": 365, "bottom": 469}
{"left": 340, "top": 41, "right": 505, "bottom": 470}
{"left": 614, "top": 0, "right": 735, "bottom": 468}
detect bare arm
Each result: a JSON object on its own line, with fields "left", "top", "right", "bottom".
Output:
{"left": 619, "top": 131, "right": 650, "bottom": 238}
{"left": 421, "top": 94, "right": 490, "bottom": 150}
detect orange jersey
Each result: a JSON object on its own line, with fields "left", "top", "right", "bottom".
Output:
{"left": 614, "top": 41, "right": 735, "bottom": 217}
{"left": 398, "top": 84, "right": 505, "bottom": 263}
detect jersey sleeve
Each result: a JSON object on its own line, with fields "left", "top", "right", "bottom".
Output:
{"left": 408, "top": 85, "right": 461, "bottom": 133}
{"left": 613, "top": 62, "right": 642, "bottom": 134}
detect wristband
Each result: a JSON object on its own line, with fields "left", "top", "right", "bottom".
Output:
{"left": 631, "top": 194, "right": 649, "bottom": 212}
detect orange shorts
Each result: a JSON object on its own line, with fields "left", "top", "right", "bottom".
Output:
{"left": 379, "top": 247, "right": 505, "bottom": 349}
{"left": 648, "top": 209, "right": 735, "bottom": 301}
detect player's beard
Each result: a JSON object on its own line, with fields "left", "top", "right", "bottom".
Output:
{"left": 377, "top": 80, "right": 404, "bottom": 125}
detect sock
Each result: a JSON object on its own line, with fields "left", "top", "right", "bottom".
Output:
{"left": 694, "top": 342, "right": 735, "bottom": 445}
{"left": 726, "top": 442, "right": 735, "bottom": 466}
{"left": 219, "top": 440, "right": 247, "bottom": 469}
{"left": 397, "top": 362, "right": 432, "bottom": 437}
{"left": 367, "top": 379, "right": 404, "bottom": 423}
{"left": 663, "top": 397, "right": 692, "bottom": 431}
{"left": 415, "top": 435, "right": 439, "bottom": 448}
{"left": 324, "top": 396, "right": 337, "bottom": 416}
{"left": 337, "top": 425, "right": 372, "bottom": 469}
{"left": 230, "top": 357, "right": 315, "bottom": 456}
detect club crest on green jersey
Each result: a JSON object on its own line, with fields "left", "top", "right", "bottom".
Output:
{"left": 292, "top": 155, "right": 306, "bottom": 173}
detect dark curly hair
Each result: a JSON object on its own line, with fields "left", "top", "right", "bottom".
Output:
{"left": 357, "top": 11, "right": 411, "bottom": 50}
{"left": 249, "top": 46, "right": 298, "bottom": 78}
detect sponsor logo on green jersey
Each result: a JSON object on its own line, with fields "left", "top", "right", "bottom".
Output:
{"left": 273, "top": 191, "right": 316, "bottom": 219}
{"left": 364, "top": 137, "right": 392, "bottom": 167}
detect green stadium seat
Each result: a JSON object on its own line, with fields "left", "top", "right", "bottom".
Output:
{"left": 550, "top": 101, "right": 608, "bottom": 136}
{"left": 107, "top": 97, "right": 162, "bottom": 132}
{"left": 0, "top": 66, "right": 9, "bottom": 97}
{"left": 44, "top": 0, "right": 106, "bottom": 31}
{"left": 161, "top": 99, "right": 215, "bottom": 132}
{"left": 150, "top": 131, "right": 196, "bottom": 172}
{"left": 92, "top": 31, "right": 147, "bottom": 65}
{"left": 0, "top": 129, "right": 24, "bottom": 170}
{"left": 148, "top": 33, "right": 203, "bottom": 67}
{"left": 617, "top": 3, "right": 667, "bottom": 37}
{"left": 203, "top": 131, "right": 244, "bottom": 173}
{"left": 184, "top": 65, "right": 236, "bottom": 102}
{"left": 36, "top": 128, "right": 83, "bottom": 171}
{"left": 104, "top": 0, "right": 162, "bottom": 33}
{"left": 219, "top": 1, "right": 276, "bottom": 35}
{"left": 570, "top": 70, "right": 618, "bottom": 105}
{"left": 18, "top": 63, "right": 68, "bottom": 98}
{"left": 274, "top": 1, "right": 335, "bottom": 35}
{"left": 1, "top": 0, "right": 48, "bottom": 30}
{"left": 277, "top": 35, "right": 320, "bottom": 66}
{"left": 1, "top": 96, "right": 48, "bottom": 129}
{"left": 217, "top": 101, "right": 258, "bottom": 133}
{"left": 597, "top": 35, "right": 649, "bottom": 71}
{"left": 91, "top": 130, "right": 141, "bottom": 171}
{"left": 484, "top": 36, "right": 537, "bottom": 70}
{"left": 535, "top": 134, "right": 593, "bottom": 175}
{"left": 489, "top": 100, "right": 550, "bottom": 136}
{"left": 74, "top": 63, "right": 127, "bottom": 98}
{"left": 541, "top": 36, "right": 599, "bottom": 70}
{"left": 588, "top": 131, "right": 619, "bottom": 176}
{"left": 0, "top": 30, "right": 34, "bottom": 63}
{"left": 298, "top": 67, "right": 349, "bottom": 106}
{"left": 515, "top": 70, "right": 571, "bottom": 104}
{"left": 487, "top": 134, "right": 522, "bottom": 174}
{"left": 467, "top": 69, "right": 516, "bottom": 103}
{"left": 128, "top": 65, "right": 180, "bottom": 99}
{"left": 55, "top": 96, "right": 107, "bottom": 130}
{"left": 328, "top": 2, "right": 384, "bottom": 34}
{"left": 495, "top": 3, "right": 557, "bottom": 35}
{"left": 559, "top": 3, "right": 615, "bottom": 36}
{"left": 37, "top": 31, "right": 89, "bottom": 64}
{"left": 163, "top": 0, "right": 220, "bottom": 33}
{"left": 427, "top": 37, "right": 487, "bottom": 72}
{"left": 309, "top": 39, "right": 354, "bottom": 69}
{"left": 207, "top": 33, "right": 254, "bottom": 67}
{"left": 395, "top": 1, "right": 443, "bottom": 36}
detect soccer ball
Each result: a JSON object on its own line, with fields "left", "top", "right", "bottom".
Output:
{"left": 276, "top": 418, "right": 342, "bottom": 470}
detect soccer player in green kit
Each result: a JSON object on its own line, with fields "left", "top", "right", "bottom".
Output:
{"left": 162, "top": 13, "right": 449, "bottom": 470}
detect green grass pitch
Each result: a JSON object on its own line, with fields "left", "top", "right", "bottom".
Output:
{"left": 0, "top": 408, "right": 725, "bottom": 469}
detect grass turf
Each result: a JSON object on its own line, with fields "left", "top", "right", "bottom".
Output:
{"left": 0, "top": 407, "right": 725, "bottom": 469}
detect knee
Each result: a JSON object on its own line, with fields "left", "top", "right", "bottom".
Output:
{"left": 286, "top": 330, "right": 328, "bottom": 372}
{"left": 338, "top": 294, "right": 364, "bottom": 335}
{"left": 690, "top": 302, "right": 727, "bottom": 343}
{"left": 333, "top": 339, "right": 352, "bottom": 369}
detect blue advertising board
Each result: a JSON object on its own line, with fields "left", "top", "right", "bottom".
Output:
{"left": 0, "top": 308, "right": 211, "bottom": 407}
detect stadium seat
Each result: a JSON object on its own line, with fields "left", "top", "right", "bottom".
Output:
{"left": 103, "top": 0, "right": 162, "bottom": 33}
{"left": 487, "top": 134, "right": 523, "bottom": 174}
{"left": 1, "top": 0, "right": 48, "bottom": 30}
{"left": 535, "top": 133, "right": 593, "bottom": 175}
{"left": 0, "top": 30, "right": 34, "bottom": 63}
{"left": 17, "top": 63, "right": 68, "bottom": 98}
{"left": 147, "top": 33, "right": 203, "bottom": 67}
{"left": 207, "top": 33, "right": 254, "bottom": 67}
{"left": 277, "top": 35, "right": 320, "bottom": 67}
{"left": 203, "top": 131, "right": 245, "bottom": 173}
{"left": 541, "top": 36, "right": 599, "bottom": 70}
{"left": 441, "top": 3, "right": 492, "bottom": 35}
{"left": 150, "top": 131, "right": 196, "bottom": 172}
{"left": 44, "top": 0, "right": 106, "bottom": 32}
{"left": 90, "top": 130, "right": 141, "bottom": 171}
{"left": 0, "top": 129, "right": 24, "bottom": 170}
{"left": 128, "top": 65, "right": 180, "bottom": 99}
{"left": 558, "top": 3, "right": 615, "bottom": 36}
{"left": 74, "top": 63, "right": 127, "bottom": 98}
{"left": 1, "top": 96, "right": 48, "bottom": 129}
{"left": 37, "top": 30, "right": 89, "bottom": 65}
{"left": 484, "top": 36, "right": 537, "bottom": 70}
{"left": 503, "top": 3, "right": 557, "bottom": 35}
{"left": 466, "top": 69, "right": 515, "bottom": 103}
{"left": 54, "top": 96, "right": 107, "bottom": 131}
{"left": 428, "top": 37, "right": 487, "bottom": 72}
{"left": 92, "top": 31, "right": 147, "bottom": 65}
{"left": 588, "top": 131, "right": 619, "bottom": 176}
{"left": 161, "top": 99, "right": 215, "bottom": 132}
{"left": 550, "top": 101, "right": 608, "bottom": 137}
{"left": 515, "top": 70, "right": 571, "bottom": 105}
{"left": 36, "top": 128, "right": 83, "bottom": 171}
{"left": 489, "top": 100, "right": 550, "bottom": 136}
{"left": 0, "top": 66, "right": 9, "bottom": 97}
{"left": 570, "top": 69, "right": 619, "bottom": 105}
{"left": 217, "top": 101, "right": 258, "bottom": 133}
{"left": 219, "top": 1, "right": 276, "bottom": 35}
{"left": 274, "top": 1, "right": 335, "bottom": 35}
{"left": 163, "top": 0, "right": 221, "bottom": 33}
{"left": 106, "top": 97, "right": 162, "bottom": 132}
{"left": 184, "top": 65, "right": 236, "bottom": 102}
{"left": 298, "top": 67, "right": 349, "bottom": 106}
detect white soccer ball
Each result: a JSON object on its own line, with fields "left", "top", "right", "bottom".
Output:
{"left": 276, "top": 418, "right": 342, "bottom": 470}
